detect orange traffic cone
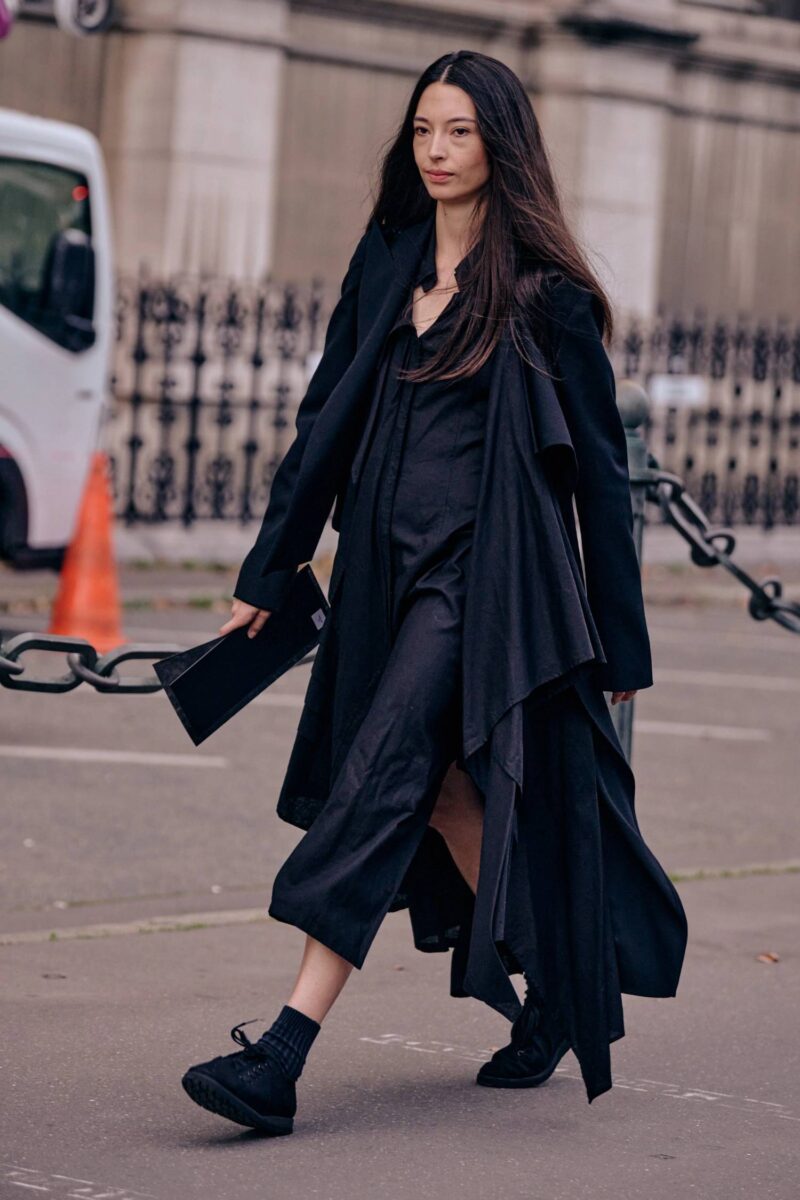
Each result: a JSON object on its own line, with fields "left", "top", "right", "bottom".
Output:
{"left": 49, "top": 451, "right": 123, "bottom": 653}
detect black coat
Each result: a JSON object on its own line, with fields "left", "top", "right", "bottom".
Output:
{"left": 234, "top": 215, "right": 650, "bottom": 695}
{"left": 235, "top": 214, "right": 687, "bottom": 1105}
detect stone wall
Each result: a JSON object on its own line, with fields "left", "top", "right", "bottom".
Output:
{"left": 0, "top": 0, "right": 799, "bottom": 318}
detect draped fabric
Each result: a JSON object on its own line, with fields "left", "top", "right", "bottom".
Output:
{"left": 245, "top": 211, "right": 688, "bottom": 1104}
{"left": 275, "top": 319, "right": 687, "bottom": 1103}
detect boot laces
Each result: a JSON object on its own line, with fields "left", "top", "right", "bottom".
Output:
{"left": 229, "top": 1018, "right": 274, "bottom": 1063}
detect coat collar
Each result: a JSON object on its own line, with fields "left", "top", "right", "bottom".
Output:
{"left": 356, "top": 215, "right": 428, "bottom": 346}
{"left": 357, "top": 209, "right": 482, "bottom": 343}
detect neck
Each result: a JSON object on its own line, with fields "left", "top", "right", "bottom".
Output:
{"left": 433, "top": 198, "right": 484, "bottom": 276}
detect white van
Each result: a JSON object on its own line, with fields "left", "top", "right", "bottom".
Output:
{"left": 0, "top": 107, "right": 113, "bottom": 568}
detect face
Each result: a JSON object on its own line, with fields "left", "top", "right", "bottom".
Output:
{"left": 412, "top": 82, "right": 490, "bottom": 204}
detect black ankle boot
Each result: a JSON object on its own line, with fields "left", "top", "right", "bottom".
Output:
{"left": 181, "top": 1020, "right": 296, "bottom": 1134}
{"left": 475, "top": 979, "right": 570, "bottom": 1089}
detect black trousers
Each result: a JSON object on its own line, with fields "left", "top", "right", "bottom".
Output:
{"left": 268, "top": 567, "right": 468, "bottom": 968}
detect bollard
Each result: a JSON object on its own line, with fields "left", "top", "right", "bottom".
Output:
{"left": 611, "top": 379, "right": 652, "bottom": 764}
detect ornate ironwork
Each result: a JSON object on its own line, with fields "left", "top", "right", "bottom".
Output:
{"left": 107, "top": 280, "right": 800, "bottom": 528}
{"left": 616, "top": 308, "right": 800, "bottom": 529}
{"left": 107, "top": 270, "right": 326, "bottom": 528}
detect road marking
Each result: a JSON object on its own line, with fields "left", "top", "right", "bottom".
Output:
{"left": 634, "top": 720, "right": 771, "bottom": 741}
{"left": 251, "top": 692, "right": 306, "bottom": 708}
{"left": 14, "top": 616, "right": 796, "bottom": 657}
{"left": 6, "top": 861, "right": 800, "bottom": 944}
{"left": 359, "top": 1034, "right": 800, "bottom": 1121}
{"left": 670, "top": 859, "right": 800, "bottom": 881}
{"left": 54, "top": 682, "right": 307, "bottom": 707}
{"left": 654, "top": 667, "right": 800, "bottom": 692}
{"left": 1, "top": 1163, "right": 156, "bottom": 1198}
{"left": 650, "top": 626, "right": 794, "bottom": 652}
{"left": 0, "top": 907, "right": 266, "bottom": 945}
{"left": 0, "top": 745, "right": 227, "bottom": 769}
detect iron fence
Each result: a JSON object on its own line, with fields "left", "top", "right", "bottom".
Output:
{"left": 107, "top": 271, "right": 800, "bottom": 528}
{"left": 107, "top": 270, "right": 328, "bottom": 528}
{"left": 620, "top": 311, "right": 800, "bottom": 528}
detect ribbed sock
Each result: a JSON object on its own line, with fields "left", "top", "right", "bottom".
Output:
{"left": 255, "top": 1005, "right": 321, "bottom": 1081}
{"left": 522, "top": 971, "right": 545, "bottom": 1007}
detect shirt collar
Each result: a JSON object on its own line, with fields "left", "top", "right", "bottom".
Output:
{"left": 414, "top": 212, "right": 483, "bottom": 293}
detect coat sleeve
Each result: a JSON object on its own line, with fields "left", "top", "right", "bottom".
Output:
{"left": 550, "top": 282, "right": 653, "bottom": 692}
{"left": 233, "top": 223, "right": 371, "bottom": 611}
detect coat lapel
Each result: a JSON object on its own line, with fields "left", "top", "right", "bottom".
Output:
{"left": 356, "top": 214, "right": 432, "bottom": 346}
{"left": 259, "top": 214, "right": 434, "bottom": 571}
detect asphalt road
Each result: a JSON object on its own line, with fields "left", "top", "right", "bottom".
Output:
{"left": 1, "top": 594, "right": 799, "bottom": 1199}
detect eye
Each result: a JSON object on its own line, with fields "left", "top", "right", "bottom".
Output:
{"left": 413, "top": 125, "right": 428, "bottom": 136}
{"left": 453, "top": 127, "right": 471, "bottom": 136}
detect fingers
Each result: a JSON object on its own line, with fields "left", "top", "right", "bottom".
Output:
{"left": 219, "top": 598, "right": 270, "bottom": 637}
{"left": 218, "top": 606, "right": 272, "bottom": 638}
{"left": 218, "top": 608, "right": 253, "bottom": 636}
{"left": 610, "top": 690, "right": 638, "bottom": 705}
{"left": 246, "top": 608, "right": 272, "bottom": 639}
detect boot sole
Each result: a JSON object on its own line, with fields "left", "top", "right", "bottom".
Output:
{"left": 475, "top": 1038, "right": 570, "bottom": 1090}
{"left": 181, "top": 1069, "right": 294, "bottom": 1135}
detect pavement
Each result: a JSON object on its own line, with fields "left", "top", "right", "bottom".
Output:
{"left": 1, "top": 544, "right": 799, "bottom": 1199}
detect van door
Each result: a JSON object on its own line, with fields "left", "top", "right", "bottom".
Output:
{"left": 0, "top": 152, "right": 108, "bottom": 561}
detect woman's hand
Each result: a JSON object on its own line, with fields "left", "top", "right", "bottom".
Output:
{"left": 219, "top": 598, "right": 273, "bottom": 639}
{"left": 610, "top": 690, "right": 637, "bottom": 706}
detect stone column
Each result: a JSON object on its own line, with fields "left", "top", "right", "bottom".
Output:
{"left": 100, "top": 0, "right": 289, "bottom": 277}
{"left": 529, "top": 2, "right": 695, "bottom": 320}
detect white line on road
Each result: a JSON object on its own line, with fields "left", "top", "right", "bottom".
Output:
{"left": 0, "top": 1164, "right": 156, "bottom": 1199}
{"left": 5, "top": 860, "right": 798, "bottom": 944}
{"left": 0, "top": 745, "right": 227, "bottom": 768}
{"left": 359, "top": 1035, "right": 800, "bottom": 1121}
{"left": 251, "top": 692, "right": 306, "bottom": 707}
{"left": 655, "top": 667, "right": 800, "bottom": 691}
{"left": 5, "top": 616, "right": 797, "bottom": 657}
{"left": 650, "top": 626, "right": 795, "bottom": 652}
{"left": 43, "top": 658, "right": 800, "bottom": 700}
{"left": 0, "top": 907, "right": 265, "bottom": 945}
{"left": 634, "top": 720, "right": 771, "bottom": 741}
{"left": 60, "top": 687, "right": 308, "bottom": 708}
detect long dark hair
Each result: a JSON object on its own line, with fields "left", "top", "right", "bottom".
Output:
{"left": 369, "top": 49, "right": 613, "bottom": 383}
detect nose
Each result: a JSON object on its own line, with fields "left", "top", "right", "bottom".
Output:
{"left": 428, "top": 132, "right": 448, "bottom": 161}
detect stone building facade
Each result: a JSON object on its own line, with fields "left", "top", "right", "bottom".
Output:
{"left": 1, "top": 0, "right": 799, "bottom": 319}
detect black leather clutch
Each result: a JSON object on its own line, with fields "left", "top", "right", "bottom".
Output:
{"left": 154, "top": 564, "right": 328, "bottom": 746}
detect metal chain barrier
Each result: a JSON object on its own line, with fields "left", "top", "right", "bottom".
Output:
{"left": 0, "top": 632, "right": 319, "bottom": 694}
{"left": 637, "top": 454, "right": 800, "bottom": 635}
{"left": 0, "top": 634, "right": 181, "bottom": 694}
{"left": 1, "top": 457, "right": 798, "bottom": 695}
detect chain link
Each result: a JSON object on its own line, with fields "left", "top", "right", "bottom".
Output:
{"left": 0, "top": 633, "right": 181, "bottom": 694}
{"left": 637, "top": 456, "right": 800, "bottom": 635}
{"left": 1, "top": 458, "right": 797, "bottom": 694}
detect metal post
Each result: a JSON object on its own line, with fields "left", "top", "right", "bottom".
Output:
{"left": 611, "top": 379, "right": 652, "bottom": 763}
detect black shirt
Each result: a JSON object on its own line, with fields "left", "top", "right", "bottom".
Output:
{"left": 347, "top": 213, "right": 496, "bottom": 630}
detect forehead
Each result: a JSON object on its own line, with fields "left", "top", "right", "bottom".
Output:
{"left": 415, "top": 81, "right": 476, "bottom": 120}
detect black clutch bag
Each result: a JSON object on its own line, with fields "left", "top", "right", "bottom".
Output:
{"left": 153, "top": 564, "right": 328, "bottom": 746}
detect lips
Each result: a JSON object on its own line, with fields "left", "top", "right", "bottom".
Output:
{"left": 427, "top": 172, "right": 453, "bottom": 182}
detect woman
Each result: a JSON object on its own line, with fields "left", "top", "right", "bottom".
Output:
{"left": 181, "top": 49, "right": 688, "bottom": 1135}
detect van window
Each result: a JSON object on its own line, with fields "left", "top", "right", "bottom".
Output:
{"left": 0, "top": 156, "right": 95, "bottom": 351}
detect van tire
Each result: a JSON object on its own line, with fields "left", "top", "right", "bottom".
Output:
{"left": 0, "top": 459, "right": 65, "bottom": 571}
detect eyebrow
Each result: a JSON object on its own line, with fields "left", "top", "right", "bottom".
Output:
{"left": 413, "top": 115, "right": 476, "bottom": 124}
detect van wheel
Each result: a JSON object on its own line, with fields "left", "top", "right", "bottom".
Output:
{"left": 0, "top": 460, "right": 63, "bottom": 570}
{"left": 7, "top": 544, "right": 66, "bottom": 571}
{"left": 0, "top": 458, "right": 27, "bottom": 563}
